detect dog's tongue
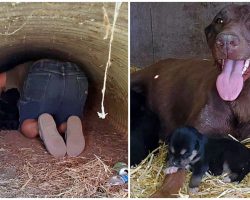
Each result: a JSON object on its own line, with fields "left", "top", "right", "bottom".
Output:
{"left": 216, "top": 60, "right": 244, "bottom": 101}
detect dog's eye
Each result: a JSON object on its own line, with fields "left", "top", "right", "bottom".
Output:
{"left": 216, "top": 17, "right": 224, "bottom": 24}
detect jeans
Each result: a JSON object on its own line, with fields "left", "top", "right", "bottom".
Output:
{"left": 18, "top": 59, "right": 88, "bottom": 125}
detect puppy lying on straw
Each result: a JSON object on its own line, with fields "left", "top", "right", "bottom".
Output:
{"left": 165, "top": 126, "right": 250, "bottom": 193}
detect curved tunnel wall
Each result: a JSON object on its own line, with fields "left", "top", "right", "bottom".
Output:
{"left": 0, "top": 2, "right": 128, "bottom": 133}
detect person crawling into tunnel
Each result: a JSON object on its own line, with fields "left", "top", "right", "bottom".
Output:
{"left": 0, "top": 59, "right": 88, "bottom": 158}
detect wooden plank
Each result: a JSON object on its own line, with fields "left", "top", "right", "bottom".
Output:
{"left": 130, "top": 3, "right": 154, "bottom": 68}
{"left": 131, "top": 2, "right": 249, "bottom": 67}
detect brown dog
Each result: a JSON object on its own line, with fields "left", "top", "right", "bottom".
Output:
{"left": 131, "top": 4, "right": 250, "bottom": 197}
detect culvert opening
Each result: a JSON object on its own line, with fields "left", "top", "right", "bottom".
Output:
{"left": 0, "top": 46, "right": 126, "bottom": 138}
{"left": 0, "top": 2, "right": 127, "bottom": 197}
{"left": 0, "top": 48, "right": 127, "bottom": 197}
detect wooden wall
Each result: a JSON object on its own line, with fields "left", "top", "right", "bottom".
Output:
{"left": 130, "top": 2, "right": 248, "bottom": 68}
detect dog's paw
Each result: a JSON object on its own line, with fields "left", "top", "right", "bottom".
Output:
{"left": 188, "top": 187, "right": 199, "bottom": 194}
{"left": 163, "top": 166, "right": 179, "bottom": 174}
{"left": 185, "top": 164, "right": 191, "bottom": 170}
{"left": 223, "top": 176, "right": 231, "bottom": 183}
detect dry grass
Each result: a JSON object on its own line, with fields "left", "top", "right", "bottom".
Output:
{"left": 1, "top": 155, "right": 127, "bottom": 198}
{"left": 130, "top": 144, "right": 167, "bottom": 198}
{"left": 130, "top": 140, "right": 250, "bottom": 198}
{"left": 179, "top": 171, "right": 250, "bottom": 198}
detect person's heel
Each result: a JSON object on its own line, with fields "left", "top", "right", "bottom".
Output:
{"left": 38, "top": 113, "right": 66, "bottom": 158}
{"left": 66, "top": 116, "right": 85, "bottom": 157}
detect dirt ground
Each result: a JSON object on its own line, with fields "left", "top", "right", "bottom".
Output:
{"left": 0, "top": 112, "right": 128, "bottom": 197}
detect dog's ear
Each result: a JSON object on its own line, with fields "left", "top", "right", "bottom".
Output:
{"left": 204, "top": 24, "right": 212, "bottom": 41}
{"left": 1, "top": 88, "right": 20, "bottom": 105}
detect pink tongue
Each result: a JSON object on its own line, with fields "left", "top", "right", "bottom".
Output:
{"left": 216, "top": 60, "right": 244, "bottom": 101}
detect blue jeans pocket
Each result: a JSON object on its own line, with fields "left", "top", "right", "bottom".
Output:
{"left": 22, "top": 73, "right": 51, "bottom": 102}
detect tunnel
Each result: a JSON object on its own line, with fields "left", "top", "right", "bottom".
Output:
{"left": 0, "top": 2, "right": 128, "bottom": 197}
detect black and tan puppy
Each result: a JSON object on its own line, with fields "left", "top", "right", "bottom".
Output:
{"left": 165, "top": 126, "right": 250, "bottom": 193}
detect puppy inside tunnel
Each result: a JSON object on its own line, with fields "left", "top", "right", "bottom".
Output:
{"left": 0, "top": 2, "right": 128, "bottom": 197}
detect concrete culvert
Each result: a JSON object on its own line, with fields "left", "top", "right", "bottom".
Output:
{"left": 0, "top": 2, "right": 128, "bottom": 198}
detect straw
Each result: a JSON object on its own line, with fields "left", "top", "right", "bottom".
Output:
{"left": 130, "top": 140, "right": 250, "bottom": 198}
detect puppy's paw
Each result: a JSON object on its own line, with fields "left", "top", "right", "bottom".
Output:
{"left": 223, "top": 176, "right": 231, "bottom": 183}
{"left": 185, "top": 164, "right": 191, "bottom": 170}
{"left": 188, "top": 187, "right": 199, "bottom": 194}
{"left": 163, "top": 166, "right": 179, "bottom": 174}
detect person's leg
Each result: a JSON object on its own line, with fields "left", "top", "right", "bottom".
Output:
{"left": 58, "top": 122, "right": 67, "bottom": 134}
{"left": 55, "top": 73, "right": 88, "bottom": 123}
{"left": 20, "top": 119, "right": 39, "bottom": 138}
{"left": 38, "top": 113, "right": 66, "bottom": 157}
{"left": 21, "top": 118, "right": 67, "bottom": 140}
{"left": 18, "top": 60, "right": 66, "bottom": 157}
{"left": 66, "top": 115, "right": 85, "bottom": 156}
{"left": 54, "top": 70, "right": 88, "bottom": 157}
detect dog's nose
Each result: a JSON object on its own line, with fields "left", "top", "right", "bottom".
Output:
{"left": 216, "top": 33, "right": 240, "bottom": 49}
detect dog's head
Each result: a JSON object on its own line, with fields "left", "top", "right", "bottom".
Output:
{"left": 1, "top": 88, "right": 20, "bottom": 105}
{"left": 205, "top": 4, "right": 250, "bottom": 101}
{"left": 167, "top": 126, "right": 202, "bottom": 169}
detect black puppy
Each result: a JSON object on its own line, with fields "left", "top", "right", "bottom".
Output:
{"left": 165, "top": 126, "right": 250, "bottom": 192}
{"left": 0, "top": 88, "right": 20, "bottom": 130}
{"left": 130, "top": 89, "right": 160, "bottom": 166}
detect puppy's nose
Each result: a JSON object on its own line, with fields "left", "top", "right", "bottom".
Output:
{"left": 216, "top": 33, "right": 240, "bottom": 50}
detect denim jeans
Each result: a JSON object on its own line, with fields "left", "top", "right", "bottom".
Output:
{"left": 18, "top": 59, "right": 88, "bottom": 125}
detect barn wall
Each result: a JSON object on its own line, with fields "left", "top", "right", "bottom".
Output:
{"left": 130, "top": 2, "right": 249, "bottom": 68}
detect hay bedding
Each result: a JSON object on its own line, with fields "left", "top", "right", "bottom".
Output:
{"left": 0, "top": 130, "right": 127, "bottom": 198}
{"left": 130, "top": 142, "right": 250, "bottom": 198}
{"left": 1, "top": 154, "right": 127, "bottom": 198}
{"left": 130, "top": 144, "right": 167, "bottom": 198}
{"left": 10, "top": 156, "right": 127, "bottom": 198}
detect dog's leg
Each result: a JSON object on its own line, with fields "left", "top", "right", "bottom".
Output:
{"left": 230, "top": 171, "right": 248, "bottom": 183}
{"left": 189, "top": 174, "right": 203, "bottom": 193}
{"left": 188, "top": 164, "right": 208, "bottom": 194}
